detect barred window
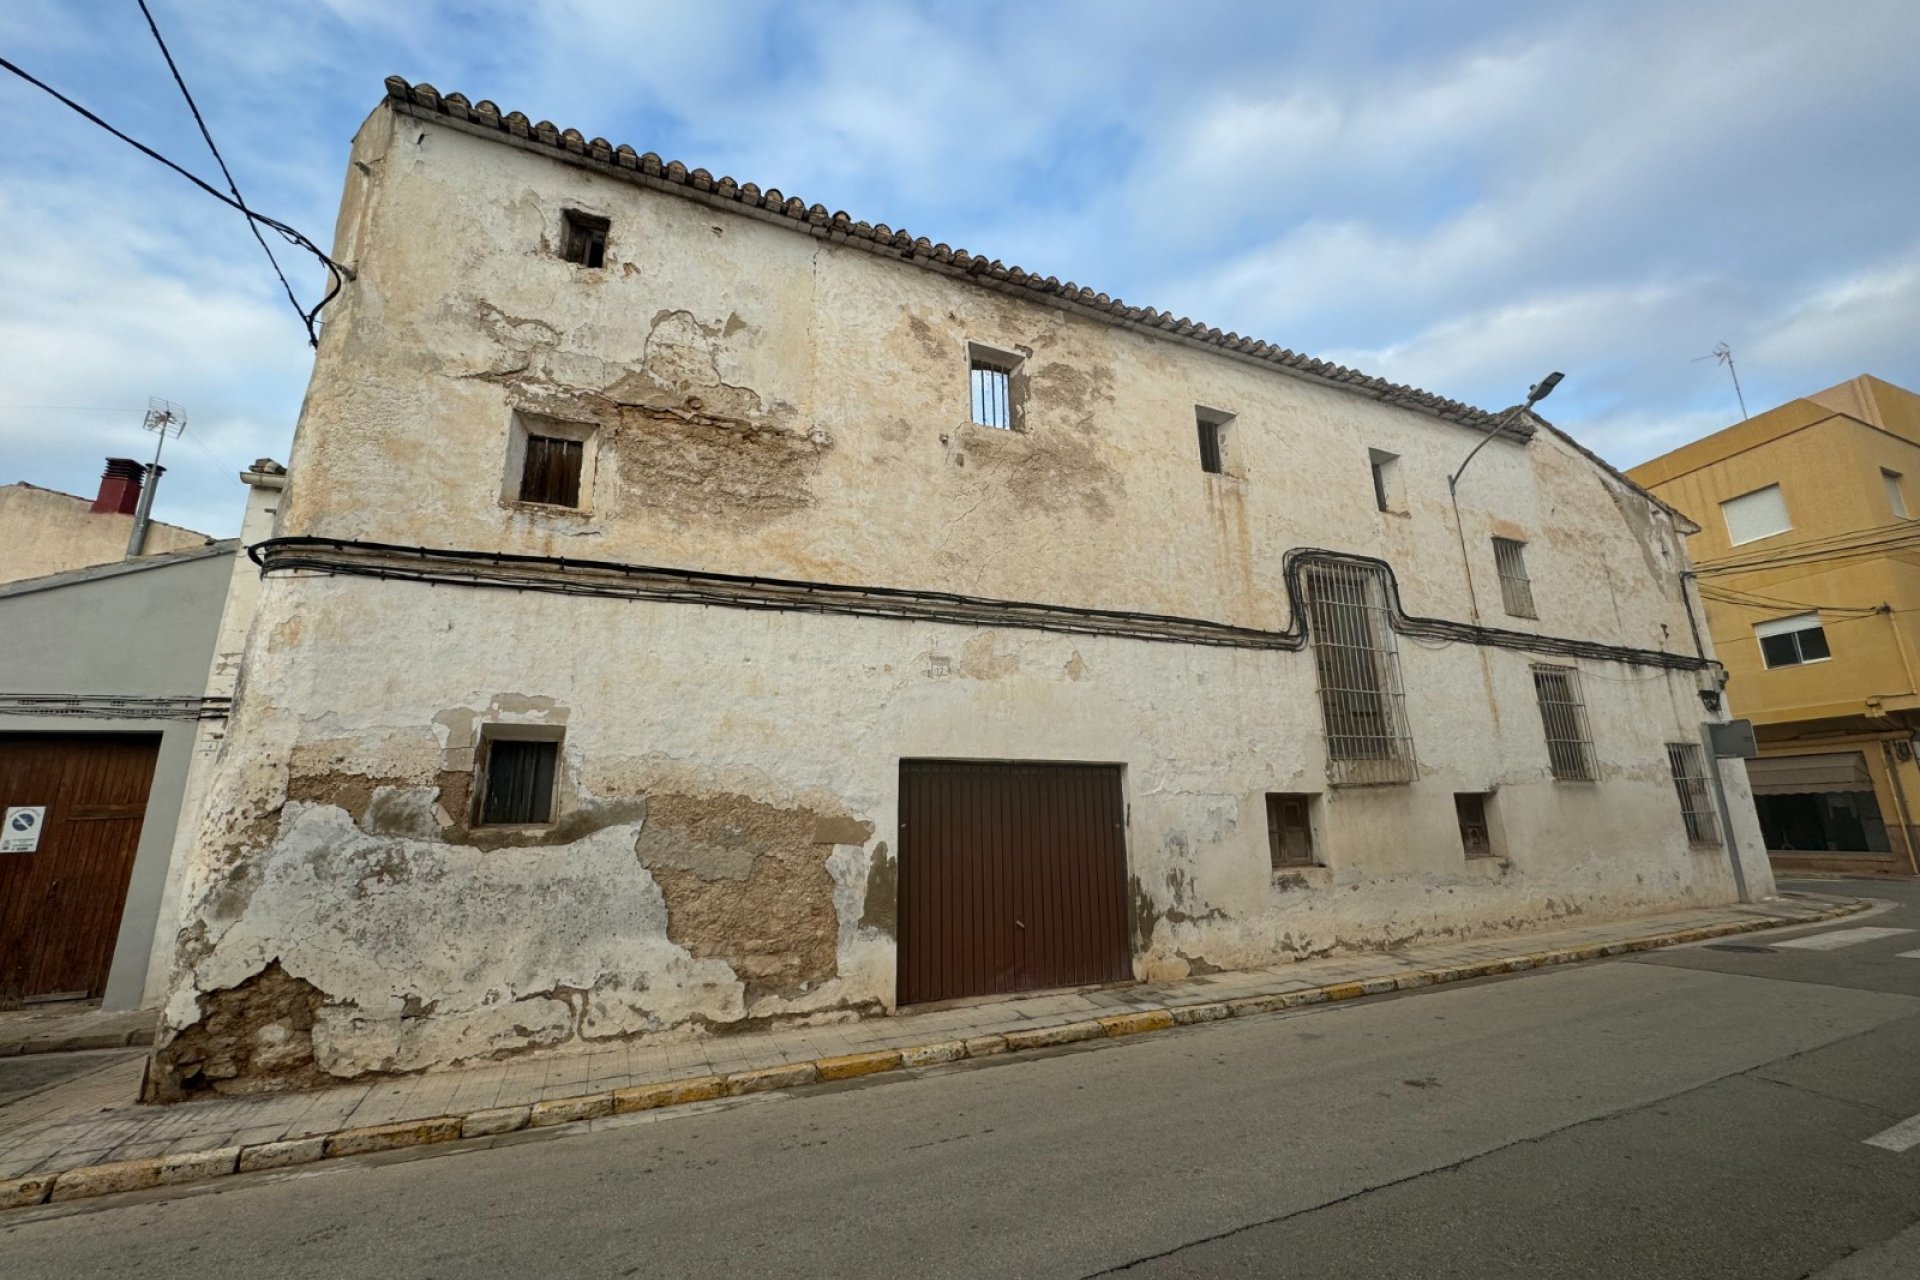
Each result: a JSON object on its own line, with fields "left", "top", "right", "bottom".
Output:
{"left": 1531, "top": 664, "right": 1596, "bottom": 781}
{"left": 1492, "top": 537, "right": 1536, "bottom": 619}
{"left": 968, "top": 343, "right": 1022, "bottom": 430}
{"left": 1666, "top": 743, "right": 1719, "bottom": 846}
{"left": 1305, "top": 562, "right": 1416, "bottom": 784}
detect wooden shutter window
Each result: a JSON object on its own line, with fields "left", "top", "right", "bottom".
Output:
{"left": 480, "top": 739, "right": 558, "bottom": 825}
{"left": 520, "top": 435, "right": 584, "bottom": 507}
{"left": 1266, "top": 793, "right": 1316, "bottom": 868}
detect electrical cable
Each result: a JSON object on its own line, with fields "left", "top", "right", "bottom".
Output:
{"left": 135, "top": 0, "right": 305, "bottom": 341}
{"left": 0, "top": 55, "right": 349, "bottom": 345}
{"left": 249, "top": 537, "right": 1710, "bottom": 672}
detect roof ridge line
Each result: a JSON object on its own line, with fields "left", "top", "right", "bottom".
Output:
{"left": 378, "top": 76, "right": 1530, "bottom": 442}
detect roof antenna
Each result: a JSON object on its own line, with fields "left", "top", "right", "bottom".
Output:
{"left": 1694, "top": 343, "right": 1748, "bottom": 420}
{"left": 126, "top": 396, "right": 185, "bottom": 558}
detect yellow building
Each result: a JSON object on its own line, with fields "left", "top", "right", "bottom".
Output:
{"left": 1630, "top": 375, "right": 1920, "bottom": 876}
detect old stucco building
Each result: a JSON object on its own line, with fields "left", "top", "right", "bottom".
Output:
{"left": 150, "top": 78, "right": 1771, "bottom": 1098}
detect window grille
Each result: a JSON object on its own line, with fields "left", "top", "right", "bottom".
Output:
{"left": 520, "top": 435, "right": 584, "bottom": 507}
{"left": 479, "top": 738, "right": 558, "bottom": 825}
{"left": 1305, "top": 562, "right": 1417, "bottom": 784}
{"left": 1492, "top": 537, "right": 1536, "bottom": 619}
{"left": 562, "top": 211, "right": 608, "bottom": 268}
{"left": 1266, "top": 793, "right": 1316, "bottom": 868}
{"left": 1665, "top": 743, "right": 1719, "bottom": 847}
{"left": 970, "top": 359, "right": 1013, "bottom": 429}
{"left": 1530, "top": 664, "right": 1596, "bottom": 781}
{"left": 1197, "top": 416, "right": 1225, "bottom": 475}
{"left": 1455, "top": 792, "right": 1493, "bottom": 857}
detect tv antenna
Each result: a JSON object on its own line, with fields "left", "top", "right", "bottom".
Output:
{"left": 1693, "top": 342, "right": 1748, "bottom": 420}
{"left": 126, "top": 396, "right": 186, "bottom": 557}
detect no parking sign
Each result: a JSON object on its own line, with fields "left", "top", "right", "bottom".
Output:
{"left": 2, "top": 806, "right": 45, "bottom": 853}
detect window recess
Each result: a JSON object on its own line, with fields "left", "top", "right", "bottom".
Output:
{"left": 1530, "top": 664, "right": 1596, "bottom": 782}
{"left": 1368, "top": 449, "right": 1405, "bottom": 514}
{"left": 520, "top": 435, "right": 585, "bottom": 507}
{"left": 1305, "top": 561, "right": 1417, "bottom": 785}
{"left": 1665, "top": 743, "right": 1719, "bottom": 847}
{"left": 1755, "top": 613, "right": 1830, "bottom": 669}
{"left": 1455, "top": 792, "right": 1495, "bottom": 858}
{"left": 1884, "top": 469, "right": 1909, "bottom": 520}
{"left": 477, "top": 734, "right": 560, "bottom": 826}
{"left": 967, "top": 343, "right": 1023, "bottom": 430}
{"left": 1196, "top": 407, "right": 1234, "bottom": 476}
{"left": 1266, "top": 793, "right": 1318, "bottom": 868}
{"left": 561, "top": 211, "right": 609, "bottom": 268}
{"left": 1491, "top": 537, "right": 1536, "bottom": 619}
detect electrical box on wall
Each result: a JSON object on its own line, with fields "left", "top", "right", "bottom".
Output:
{"left": 1707, "top": 719, "right": 1758, "bottom": 759}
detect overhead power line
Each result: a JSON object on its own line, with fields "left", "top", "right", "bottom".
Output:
{"left": 135, "top": 0, "right": 305, "bottom": 339}
{"left": 0, "top": 55, "right": 350, "bottom": 346}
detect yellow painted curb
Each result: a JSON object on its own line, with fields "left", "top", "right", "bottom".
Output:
{"left": 1099, "top": 1009, "right": 1176, "bottom": 1037}
{"left": 723, "top": 1062, "right": 819, "bottom": 1096}
{"left": 816, "top": 1050, "right": 903, "bottom": 1081}
{"left": 323, "top": 1117, "right": 461, "bottom": 1159}
{"left": 529, "top": 1093, "right": 613, "bottom": 1127}
{"left": 613, "top": 1075, "right": 724, "bottom": 1114}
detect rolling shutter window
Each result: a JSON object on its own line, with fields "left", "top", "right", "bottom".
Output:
{"left": 1720, "top": 484, "right": 1792, "bottom": 545}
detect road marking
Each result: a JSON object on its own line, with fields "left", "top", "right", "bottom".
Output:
{"left": 1771, "top": 927, "right": 1914, "bottom": 951}
{"left": 1899, "top": 950, "right": 1920, "bottom": 960}
{"left": 1865, "top": 1112, "right": 1920, "bottom": 1153}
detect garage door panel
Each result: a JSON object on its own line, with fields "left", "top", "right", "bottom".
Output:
{"left": 898, "top": 760, "right": 1130, "bottom": 1005}
{"left": 0, "top": 734, "right": 158, "bottom": 1002}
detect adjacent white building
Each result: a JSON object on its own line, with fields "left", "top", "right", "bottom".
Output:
{"left": 148, "top": 79, "right": 1771, "bottom": 1099}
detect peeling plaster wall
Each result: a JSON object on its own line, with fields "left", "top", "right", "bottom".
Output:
{"left": 153, "top": 105, "right": 1768, "bottom": 1096}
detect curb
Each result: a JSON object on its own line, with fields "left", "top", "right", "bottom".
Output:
{"left": 0, "top": 1026, "right": 156, "bottom": 1059}
{"left": 0, "top": 896, "right": 1866, "bottom": 1211}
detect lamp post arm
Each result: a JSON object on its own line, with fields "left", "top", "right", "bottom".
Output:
{"left": 1447, "top": 404, "right": 1529, "bottom": 494}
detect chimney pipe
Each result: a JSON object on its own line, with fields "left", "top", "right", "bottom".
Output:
{"left": 91, "top": 458, "right": 146, "bottom": 516}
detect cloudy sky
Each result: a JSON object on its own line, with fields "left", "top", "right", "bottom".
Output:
{"left": 2, "top": 0, "right": 1915, "bottom": 537}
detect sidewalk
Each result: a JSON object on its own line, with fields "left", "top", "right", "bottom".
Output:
{"left": 0, "top": 1004, "right": 157, "bottom": 1057}
{"left": 0, "top": 891, "right": 1865, "bottom": 1209}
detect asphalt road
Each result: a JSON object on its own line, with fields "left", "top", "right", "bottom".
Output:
{"left": 7, "top": 877, "right": 1920, "bottom": 1278}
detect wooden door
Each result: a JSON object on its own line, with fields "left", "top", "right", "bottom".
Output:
{"left": 897, "top": 760, "right": 1131, "bottom": 1005}
{"left": 0, "top": 734, "right": 159, "bottom": 1003}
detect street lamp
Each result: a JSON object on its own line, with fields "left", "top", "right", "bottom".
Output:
{"left": 1448, "top": 371, "right": 1563, "bottom": 494}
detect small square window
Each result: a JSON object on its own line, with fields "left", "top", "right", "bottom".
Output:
{"left": 1266, "top": 792, "right": 1318, "bottom": 868}
{"left": 562, "top": 211, "right": 609, "bottom": 268}
{"left": 1720, "top": 484, "right": 1791, "bottom": 545}
{"left": 1455, "top": 792, "right": 1495, "bottom": 858}
{"left": 520, "top": 435, "right": 584, "bottom": 507}
{"left": 478, "top": 736, "right": 559, "bottom": 826}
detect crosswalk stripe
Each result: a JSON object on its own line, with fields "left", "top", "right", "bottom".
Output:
{"left": 1865, "top": 1112, "right": 1920, "bottom": 1153}
{"left": 1771, "top": 927, "right": 1915, "bottom": 951}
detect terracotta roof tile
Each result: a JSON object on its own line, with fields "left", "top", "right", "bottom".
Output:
{"left": 380, "top": 76, "right": 1527, "bottom": 439}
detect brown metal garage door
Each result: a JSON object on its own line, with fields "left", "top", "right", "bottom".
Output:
{"left": 0, "top": 734, "right": 159, "bottom": 1003}
{"left": 897, "top": 760, "right": 1131, "bottom": 1005}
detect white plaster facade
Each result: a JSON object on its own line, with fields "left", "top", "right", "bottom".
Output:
{"left": 152, "top": 83, "right": 1772, "bottom": 1097}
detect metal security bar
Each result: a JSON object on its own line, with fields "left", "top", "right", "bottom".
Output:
{"left": 1665, "top": 742, "right": 1720, "bottom": 846}
{"left": 970, "top": 360, "right": 1012, "bottom": 429}
{"left": 1492, "top": 537, "right": 1536, "bottom": 618}
{"left": 1531, "top": 664, "right": 1596, "bottom": 781}
{"left": 1305, "top": 562, "right": 1417, "bottom": 784}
